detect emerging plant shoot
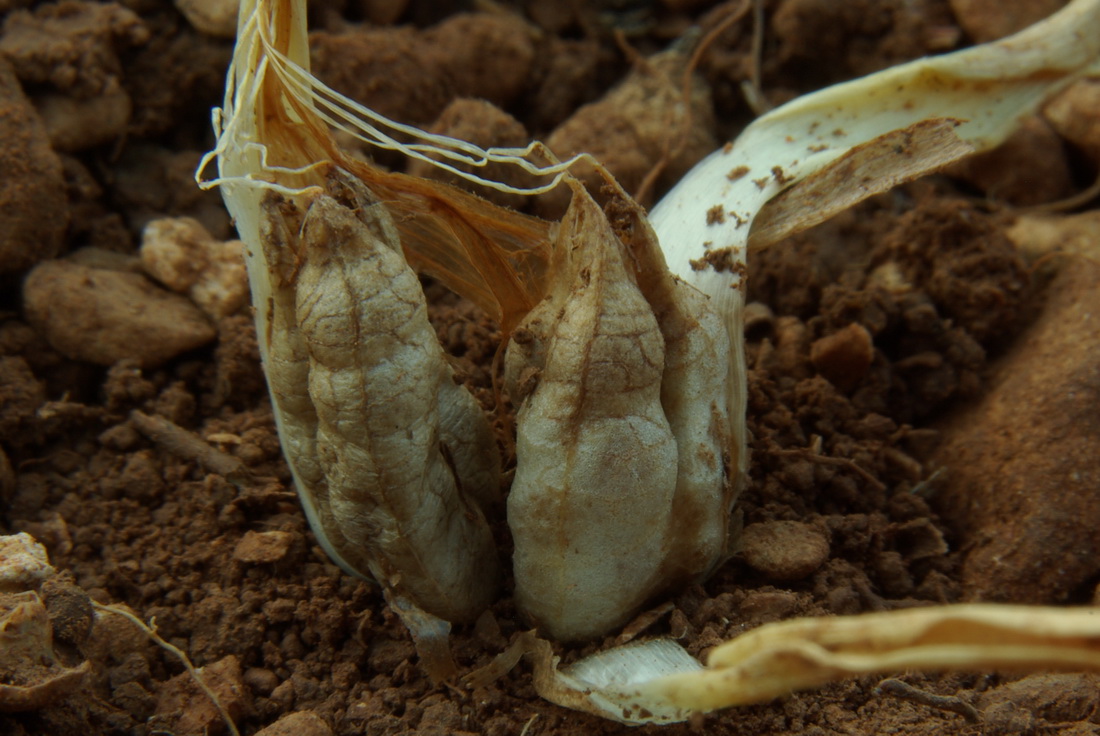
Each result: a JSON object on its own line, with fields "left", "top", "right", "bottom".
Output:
{"left": 202, "top": 0, "right": 1100, "bottom": 724}
{"left": 505, "top": 179, "right": 734, "bottom": 641}
{"left": 258, "top": 168, "right": 501, "bottom": 625}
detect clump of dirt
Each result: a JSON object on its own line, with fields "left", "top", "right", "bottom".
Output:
{"left": 1, "top": 1, "right": 1097, "bottom": 735}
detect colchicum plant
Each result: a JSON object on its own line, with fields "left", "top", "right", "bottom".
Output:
{"left": 200, "top": 0, "right": 1100, "bottom": 724}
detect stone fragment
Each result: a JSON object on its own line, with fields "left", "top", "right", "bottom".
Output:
{"left": 0, "top": 533, "right": 54, "bottom": 593}
{"left": 254, "top": 711, "right": 333, "bottom": 736}
{"left": 141, "top": 217, "right": 248, "bottom": 319}
{"left": 1008, "top": 211, "right": 1100, "bottom": 262}
{"left": 233, "top": 531, "right": 294, "bottom": 564}
{"left": 242, "top": 667, "right": 278, "bottom": 696}
{"left": 0, "top": 59, "right": 67, "bottom": 274}
{"left": 810, "top": 323, "right": 874, "bottom": 392}
{"left": 740, "top": 521, "right": 830, "bottom": 580}
{"left": 22, "top": 260, "right": 216, "bottom": 368}
{"left": 738, "top": 590, "right": 804, "bottom": 622}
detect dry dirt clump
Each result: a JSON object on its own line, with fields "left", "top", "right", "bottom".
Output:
{"left": 0, "top": 58, "right": 68, "bottom": 274}
{"left": 0, "top": 1, "right": 1098, "bottom": 735}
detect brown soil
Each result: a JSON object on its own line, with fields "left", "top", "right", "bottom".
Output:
{"left": 1, "top": 1, "right": 1098, "bottom": 735}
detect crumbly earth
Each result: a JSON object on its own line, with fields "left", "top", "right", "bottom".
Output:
{"left": 1, "top": 1, "right": 1098, "bottom": 735}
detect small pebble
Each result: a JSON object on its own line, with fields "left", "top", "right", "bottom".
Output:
{"left": 740, "top": 521, "right": 830, "bottom": 580}
{"left": 738, "top": 590, "right": 802, "bottom": 621}
{"left": 743, "top": 301, "right": 775, "bottom": 339}
{"left": 0, "top": 532, "right": 55, "bottom": 592}
{"left": 234, "top": 531, "right": 294, "bottom": 564}
{"left": 243, "top": 667, "right": 279, "bottom": 697}
{"left": 23, "top": 260, "right": 216, "bottom": 368}
{"left": 269, "top": 678, "right": 295, "bottom": 708}
{"left": 141, "top": 217, "right": 248, "bottom": 319}
{"left": 810, "top": 323, "right": 874, "bottom": 392}
{"left": 98, "top": 423, "right": 142, "bottom": 452}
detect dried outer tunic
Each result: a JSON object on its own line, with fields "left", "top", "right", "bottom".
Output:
{"left": 609, "top": 191, "right": 736, "bottom": 586}
{"left": 259, "top": 168, "right": 501, "bottom": 624}
{"left": 506, "top": 182, "right": 735, "bottom": 642}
